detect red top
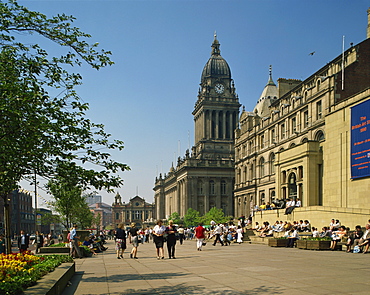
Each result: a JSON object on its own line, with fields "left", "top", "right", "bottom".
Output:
{"left": 195, "top": 226, "right": 206, "bottom": 239}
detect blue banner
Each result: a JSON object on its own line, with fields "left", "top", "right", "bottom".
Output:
{"left": 351, "top": 99, "right": 370, "bottom": 179}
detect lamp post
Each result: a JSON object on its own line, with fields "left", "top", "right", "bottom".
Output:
{"left": 34, "top": 170, "right": 38, "bottom": 233}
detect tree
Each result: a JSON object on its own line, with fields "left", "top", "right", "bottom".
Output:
{"left": 167, "top": 212, "right": 182, "bottom": 225}
{"left": 183, "top": 208, "right": 200, "bottom": 227}
{"left": 200, "top": 207, "right": 229, "bottom": 225}
{"left": 92, "top": 213, "right": 102, "bottom": 231}
{"left": 0, "top": 0, "right": 129, "bottom": 253}
{"left": 46, "top": 177, "right": 93, "bottom": 229}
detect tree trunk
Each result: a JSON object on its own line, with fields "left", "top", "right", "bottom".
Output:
{"left": 2, "top": 194, "right": 12, "bottom": 254}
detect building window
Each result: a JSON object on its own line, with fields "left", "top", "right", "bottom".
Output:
{"left": 282, "top": 171, "right": 287, "bottom": 183}
{"left": 197, "top": 181, "right": 203, "bottom": 195}
{"left": 288, "top": 173, "right": 297, "bottom": 198}
{"left": 281, "top": 123, "right": 285, "bottom": 139}
{"left": 271, "top": 128, "right": 275, "bottom": 144}
{"left": 298, "top": 166, "right": 304, "bottom": 179}
{"left": 260, "top": 193, "right": 265, "bottom": 204}
{"left": 316, "top": 101, "right": 322, "bottom": 120}
{"left": 291, "top": 117, "right": 297, "bottom": 134}
{"left": 221, "top": 180, "right": 226, "bottom": 195}
{"left": 269, "top": 153, "right": 275, "bottom": 174}
{"left": 260, "top": 134, "right": 265, "bottom": 149}
{"left": 209, "top": 180, "right": 215, "bottom": 195}
{"left": 134, "top": 210, "right": 142, "bottom": 220}
{"left": 303, "top": 110, "right": 309, "bottom": 128}
{"left": 270, "top": 190, "right": 276, "bottom": 202}
{"left": 115, "top": 212, "right": 119, "bottom": 220}
{"left": 259, "top": 157, "right": 265, "bottom": 178}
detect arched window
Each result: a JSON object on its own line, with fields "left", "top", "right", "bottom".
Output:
{"left": 209, "top": 180, "right": 215, "bottom": 195}
{"left": 269, "top": 153, "right": 275, "bottom": 174}
{"left": 315, "top": 130, "right": 325, "bottom": 141}
{"left": 259, "top": 157, "right": 265, "bottom": 178}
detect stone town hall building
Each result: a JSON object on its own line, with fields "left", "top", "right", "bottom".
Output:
{"left": 234, "top": 9, "right": 370, "bottom": 228}
{"left": 154, "top": 35, "right": 240, "bottom": 219}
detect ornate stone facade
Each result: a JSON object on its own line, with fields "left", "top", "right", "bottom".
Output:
{"left": 154, "top": 35, "right": 240, "bottom": 219}
{"left": 112, "top": 193, "right": 155, "bottom": 228}
{"left": 234, "top": 11, "right": 370, "bottom": 228}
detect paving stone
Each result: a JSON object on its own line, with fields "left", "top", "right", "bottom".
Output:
{"left": 62, "top": 239, "right": 370, "bottom": 295}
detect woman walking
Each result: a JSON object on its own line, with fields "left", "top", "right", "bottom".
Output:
{"left": 128, "top": 222, "right": 139, "bottom": 259}
{"left": 153, "top": 219, "right": 166, "bottom": 259}
{"left": 195, "top": 223, "right": 206, "bottom": 251}
{"left": 166, "top": 220, "right": 177, "bottom": 259}
{"left": 236, "top": 225, "right": 244, "bottom": 244}
{"left": 115, "top": 223, "right": 126, "bottom": 259}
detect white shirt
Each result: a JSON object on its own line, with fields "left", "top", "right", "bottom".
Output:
{"left": 214, "top": 225, "right": 223, "bottom": 234}
{"left": 153, "top": 225, "right": 166, "bottom": 235}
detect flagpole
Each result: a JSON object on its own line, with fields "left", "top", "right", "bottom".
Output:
{"left": 342, "top": 35, "right": 345, "bottom": 91}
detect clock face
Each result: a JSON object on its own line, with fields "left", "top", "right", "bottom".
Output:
{"left": 215, "top": 83, "right": 224, "bottom": 94}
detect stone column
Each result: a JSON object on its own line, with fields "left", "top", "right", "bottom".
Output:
{"left": 215, "top": 111, "right": 219, "bottom": 139}
{"left": 216, "top": 177, "right": 221, "bottom": 208}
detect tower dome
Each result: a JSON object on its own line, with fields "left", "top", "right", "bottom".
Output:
{"left": 253, "top": 65, "right": 278, "bottom": 117}
{"left": 201, "top": 33, "right": 231, "bottom": 81}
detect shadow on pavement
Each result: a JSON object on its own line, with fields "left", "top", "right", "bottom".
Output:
{"left": 83, "top": 272, "right": 188, "bottom": 283}
{"left": 85, "top": 284, "right": 285, "bottom": 295}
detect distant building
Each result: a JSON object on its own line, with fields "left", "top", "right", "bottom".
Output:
{"left": 0, "top": 190, "right": 35, "bottom": 236}
{"left": 112, "top": 193, "right": 155, "bottom": 228}
{"left": 85, "top": 193, "right": 102, "bottom": 205}
{"left": 88, "top": 202, "right": 112, "bottom": 230}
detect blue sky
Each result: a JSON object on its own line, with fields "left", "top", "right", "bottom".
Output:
{"left": 18, "top": 0, "right": 369, "bottom": 206}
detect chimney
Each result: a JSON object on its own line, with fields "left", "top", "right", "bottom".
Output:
{"left": 368, "top": 8, "right": 370, "bottom": 39}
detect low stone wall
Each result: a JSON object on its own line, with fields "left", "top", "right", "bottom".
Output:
{"left": 24, "top": 262, "right": 75, "bottom": 295}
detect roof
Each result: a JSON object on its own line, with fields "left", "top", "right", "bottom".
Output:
{"left": 253, "top": 66, "right": 278, "bottom": 117}
{"left": 201, "top": 34, "right": 231, "bottom": 81}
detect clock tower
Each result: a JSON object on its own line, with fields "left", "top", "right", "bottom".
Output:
{"left": 154, "top": 34, "right": 240, "bottom": 218}
{"left": 193, "top": 33, "right": 240, "bottom": 160}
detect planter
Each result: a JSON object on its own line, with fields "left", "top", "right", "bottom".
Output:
{"left": 268, "top": 238, "right": 288, "bottom": 247}
{"left": 297, "top": 239, "right": 307, "bottom": 249}
{"left": 306, "top": 240, "right": 331, "bottom": 250}
{"left": 24, "top": 262, "right": 75, "bottom": 295}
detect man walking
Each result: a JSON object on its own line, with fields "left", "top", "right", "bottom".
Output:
{"left": 18, "top": 230, "right": 29, "bottom": 253}
{"left": 212, "top": 224, "right": 224, "bottom": 246}
{"left": 70, "top": 224, "right": 82, "bottom": 258}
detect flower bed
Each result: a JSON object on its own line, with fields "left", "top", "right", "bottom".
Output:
{"left": 0, "top": 251, "right": 73, "bottom": 295}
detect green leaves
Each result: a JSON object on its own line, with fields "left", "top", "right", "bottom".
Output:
{"left": 0, "top": 0, "right": 129, "bottom": 198}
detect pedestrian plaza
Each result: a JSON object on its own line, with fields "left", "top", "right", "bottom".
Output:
{"left": 62, "top": 238, "right": 370, "bottom": 295}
